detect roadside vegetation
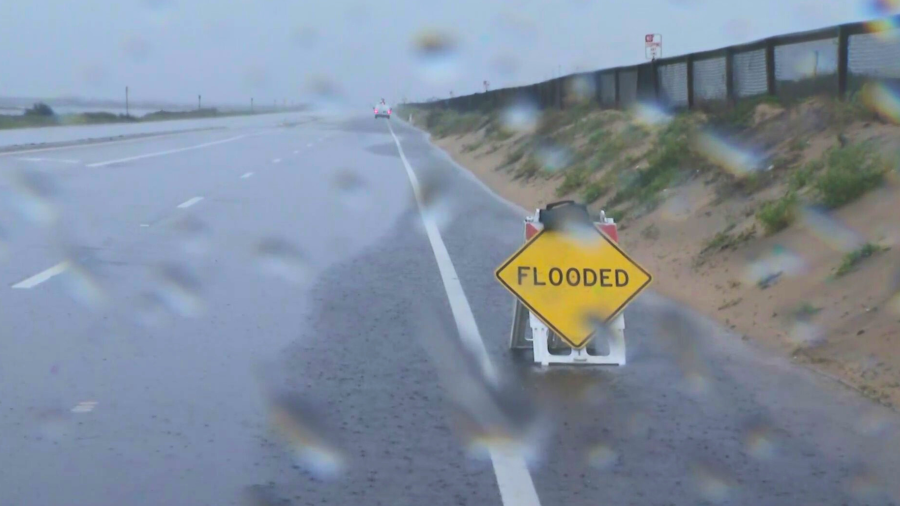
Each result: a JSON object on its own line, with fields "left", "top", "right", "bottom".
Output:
{"left": 405, "top": 89, "right": 900, "bottom": 409}
{"left": 1, "top": 102, "right": 284, "bottom": 130}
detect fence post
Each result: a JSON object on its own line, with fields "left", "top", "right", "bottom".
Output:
{"left": 652, "top": 61, "right": 660, "bottom": 101}
{"left": 556, "top": 79, "right": 563, "bottom": 110}
{"left": 725, "top": 48, "right": 735, "bottom": 106}
{"left": 614, "top": 69, "right": 621, "bottom": 109}
{"left": 837, "top": 25, "right": 850, "bottom": 100}
{"left": 686, "top": 54, "right": 695, "bottom": 109}
{"left": 765, "top": 38, "right": 777, "bottom": 97}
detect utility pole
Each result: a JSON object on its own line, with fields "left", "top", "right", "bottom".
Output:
{"left": 251, "top": 97, "right": 254, "bottom": 113}
{"left": 198, "top": 94, "right": 202, "bottom": 110}
{"left": 125, "top": 86, "right": 129, "bottom": 117}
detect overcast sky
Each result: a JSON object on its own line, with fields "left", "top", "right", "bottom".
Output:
{"left": 0, "top": 0, "right": 876, "bottom": 106}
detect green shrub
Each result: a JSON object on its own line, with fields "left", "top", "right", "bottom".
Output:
{"left": 515, "top": 156, "right": 541, "bottom": 179}
{"left": 835, "top": 243, "right": 887, "bottom": 277}
{"left": 582, "top": 181, "right": 608, "bottom": 203}
{"left": 789, "top": 159, "right": 822, "bottom": 191}
{"left": 555, "top": 167, "right": 588, "bottom": 196}
{"left": 756, "top": 192, "right": 797, "bottom": 234}
{"left": 816, "top": 144, "right": 885, "bottom": 208}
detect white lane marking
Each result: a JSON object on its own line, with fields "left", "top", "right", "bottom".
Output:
{"left": 240, "top": 172, "right": 254, "bottom": 179}
{"left": 388, "top": 123, "right": 542, "bottom": 506}
{"left": 17, "top": 157, "right": 81, "bottom": 164}
{"left": 177, "top": 196, "right": 204, "bottom": 209}
{"left": 71, "top": 401, "right": 98, "bottom": 413}
{"left": 11, "top": 261, "right": 69, "bottom": 289}
{"left": 293, "top": 150, "right": 299, "bottom": 154}
{"left": 140, "top": 224, "right": 150, "bottom": 227}
{"left": 86, "top": 135, "right": 249, "bottom": 167}
{"left": 306, "top": 143, "right": 313, "bottom": 147}
{"left": 272, "top": 158, "right": 281, "bottom": 164}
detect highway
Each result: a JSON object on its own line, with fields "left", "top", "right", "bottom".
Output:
{"left": 0, "top": 113, "right": 898, "bottom": 506}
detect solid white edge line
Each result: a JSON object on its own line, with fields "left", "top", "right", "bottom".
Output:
{"left": 11, "top": 261, "right": 69, "bottom": 289}
{"left": 388, "top": 123, "right": 542, "bottom": 506}
{"left": 240, "top": 172, "right": 254, "bottom": 179}
{"left": 177, "top": 196, "right": 204, "bottom": 209}
{"left": 86, "top": 134, "right": 250, "bottom": 167}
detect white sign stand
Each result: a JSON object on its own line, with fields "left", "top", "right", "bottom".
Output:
{"left": 508, "top": 209, "right": 627, "bottom": 367}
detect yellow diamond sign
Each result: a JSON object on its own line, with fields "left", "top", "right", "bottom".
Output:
{"left": 495, "top": 228, "right": 652, "bottom": 349}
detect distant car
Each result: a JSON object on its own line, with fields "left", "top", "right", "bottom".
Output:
{"left": 374, "top": 103, "right": 391, "bottom": 119}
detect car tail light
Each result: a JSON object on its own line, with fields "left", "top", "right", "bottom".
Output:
{"left": 388, "top": 109, "right": 392, "bottom": 114}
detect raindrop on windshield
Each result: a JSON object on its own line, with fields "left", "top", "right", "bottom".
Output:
{"left": 60, "top": 247, "right": 107, "bottom": 310}
{"left": 534, "top": 140, "right": 572, "bottom": 172}
{"left": 152, "top": 263, "right": 205, "bottom": 318}
{"left": 331, "top": 168, "right": 370, "bottom": 211}
{"left": 411, "top": 30, "right": 460, "bottom": 84}
{"left": 5, "top": 168, "right": 59, "bottom": 226}
{"left": 254, "top": 237, "right": 311, "bottom": 286}
{"left": 170, "top": 214, "right": 211, "bottom": 257}
{"left": 500, "top": 98, "right": 540, "bottom": 132}
{"left": 691, "top": 458, "right": 735, "bottom": 503}
{"left": 265, "top": 391, "right": 347, "bottom": 479}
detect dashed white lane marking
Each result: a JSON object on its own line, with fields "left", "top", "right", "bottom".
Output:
{"left": 140, "top": 224, "right": 150, "bottom": 227}
{"left": 177, "top": 196, "right": 204, "bottom": 209}
{"left": 86, "top": 134, "right": 250, "bottom": 167}
{"left": 293, "top": 150, "right": 299, "bottom": 154}
{"left": 306, "top": 143, "right": 313, "bottom": 147}
{"left": 11, "top": 261, "right": 69, "bottom": 289}
{"left": 240, "top": 172, "right": 254, "bottom": 179}
{"left": 272, "top": 158, "right": 281, "bottom": 164}
{"left": 71, "top": 401, "right": 98, "bottom": 413}
{"left": 387, "top": 123, "right": 542, "bottom": 506}
{"left": 17, "top": 157, "right": 81, "bottom": 164}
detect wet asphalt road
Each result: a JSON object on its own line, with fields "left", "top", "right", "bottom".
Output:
{"left": 0, "top": 113, "right": 898, "bottom": 506}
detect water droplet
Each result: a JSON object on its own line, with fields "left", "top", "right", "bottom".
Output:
{"left": 798, "top": 206, "right": 865, "bottom": 252}
{"left": 6, "top": 168, "right": 58, "bottom": 226}
{"left": 34, "top": 407, "right": 70, "bottom": 441}
{"left": 411, "top": 30, "right": 459, "bottom": 84}
{"left": 631, "top": 102, "right": 673, "bottom": 126}
{"left": 414, "top": 306, "right": 546, "bottom": 463}
{"left": 266, "top": 392, "right": 346, "bottom": 479}
{"left": 534, "top": 141, "right": 572, "bottom": 172}
{"left": 153, "top": 263, "right": 204, "bottom": 318}
{"left": 415, "top": 170, "right": 454, "bottom": 232}
{"left": 500, "top": 99, "right": 539, "bottom": 132}
{"left": 742, "top": 417, "right": 777, "bottom": 460}
{"left": 566, "top": 74, "right": 596, "bottom": 103}
{"left": 695, "top": 132, "right": 761, "bottom": 177}
{"left": 846, "top": 465, "right": 883, "bottom": 501}
{"left": 743, "top": 244, "right": 807, "bottom": 286}
{"left": 587, "top": 442, "right": 618, "bottom": 469}
{"left": 305, "top": 76, "right": 344, "bottom": 110}
{"left": 60, "top": 248, "right": 107, "bottom": 310}
{"left": 331, "top": 169, "right": 370, "bottom": 211}
{"left": 254, "top": 238, "right": 311, "bottom": 286}
{"left": 692, "top": 459, "right": 734, "bottom": 503}
{"left": 170, "top": 215, "right": 210, "bottom": 257}
{"left": 855, "top": 408, "right": 894, "bottom": 437}
{"left": 134, "top": 290, "right": 169, "bottom": 327}
{"left": 242, "top": 484, "right": 283, "bottom": 506}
